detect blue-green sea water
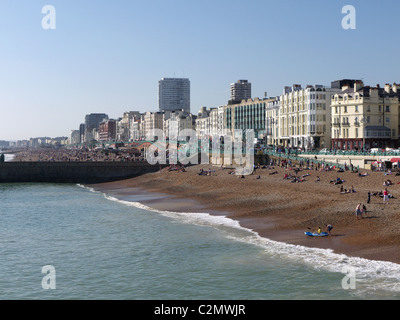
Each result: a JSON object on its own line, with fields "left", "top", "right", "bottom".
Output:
{"left": 0, "top": 183, "right": 399, "bottom": 300}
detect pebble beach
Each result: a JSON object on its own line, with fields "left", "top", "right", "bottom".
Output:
{"left": 8, "top": 148, "right": 400, "bottom": 265}
{"left": 92, "top": 163, "right": 400, "bottom": 265}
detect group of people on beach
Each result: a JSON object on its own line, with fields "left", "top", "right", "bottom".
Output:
{"left": 266, "top": 155, "right": 400, "bottom": 228}
{"left": 340, "top": 185, "right": 356, "bottom": 194}
{"left": 355, "top": 203, "right": 368, "bottom": 220}
{"left": 312, "top": 224, "right": 334, "bottom": 236}
{"left": 12, "top": 148, "right": 145, "bottom": 163}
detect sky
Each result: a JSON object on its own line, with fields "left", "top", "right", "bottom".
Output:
{"left": 1, "top": 0, "right": 400, "bottom": 141}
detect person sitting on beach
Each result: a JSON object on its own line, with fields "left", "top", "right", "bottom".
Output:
{"left": 331, "top": 177, "right": 344, "bottom": 185}
{"left": 315, "top": 176, "right": 320, "bottom": 182}
{"left": 383, "top": 180, "right": 392, "bottom": 186}
{"left": 341, "top": 187, "right": 349, "bottom": 194}
{"left": 283, "top": 173, "right": 289, "bottom": 180}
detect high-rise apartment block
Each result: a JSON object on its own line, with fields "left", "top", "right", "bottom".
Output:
{"left": 85, "top": 113, "right": 109, "bottom": 130}
{"left": 229, "top": 80, "right": 252, "bottom": 105}
{"left": 159, "top": 78, "right": 190, "bottom": 113}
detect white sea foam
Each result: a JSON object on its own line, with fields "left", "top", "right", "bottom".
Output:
{"left": 77, "top": 184, "right": 400, "bottom": 295}
{"left": 76, "top": 184, "right": 98, "bottom": 194}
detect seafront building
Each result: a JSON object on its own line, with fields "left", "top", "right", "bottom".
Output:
{"left": 229, "top": 80, "right": 252, "bottom": 105}
{"left": 69, "top": 130, "right": 81, "bottom": 145}
{"left": 129, "top": 112, "right": 145, "bottom": 141}
{"left": 99, "top": 119, "right": 117, "bottom": 142}
{"left": 276, "top": 84, "right": 341, "bottom": 150}
{"left": 196, "top": 98, "right": 270, "bottom": 142}
{"left": 85, "top": 113, "right": 109, "bottom": 131}
{"left": 159, "top": 78, "right": 191, "bottom": 114}
{"left": 63, "top": 78, "right": 400, "bottom": 153}
{"left": 331, "top": 81, "right": 400, "bottom": 150}
{"left": 116, "top": 111, "right": 142, "bottom": 142}
{"left": 164, "top": 109, "right": 197, "bottom": 139}
{"left": 195, "top": 107, "right": 213, "bottom": 139}
{"left": 225, "top": 97, "right": 271, "bottom": 141}
{"left": 265, "top": 97, "right": 281, "bottom": 146}
{"left": 84, "top": 113, "right": 109, "bottom": 143}
{"left": 141, "top": 111, "right": 171, "bottom": 139}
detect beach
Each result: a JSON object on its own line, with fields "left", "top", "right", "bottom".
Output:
{"left": 89, "top": 163, "right": 400, "bottom": 265}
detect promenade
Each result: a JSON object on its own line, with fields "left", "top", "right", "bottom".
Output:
{"left": 265, "top": 149, "right": 400, "bottom": 171}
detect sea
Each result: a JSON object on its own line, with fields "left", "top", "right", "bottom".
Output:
{"left": 1, "top": 178, "right": 400, "bottom": 301}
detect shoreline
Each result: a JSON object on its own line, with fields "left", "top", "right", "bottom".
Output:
{"left": 88, "top": 164, "right": 400, "bottom": 265}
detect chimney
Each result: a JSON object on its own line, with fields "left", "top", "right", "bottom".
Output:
{"left": 393, "top": 83, "right": 398, "bottom": 93}
{"left": 385, "top": 83, "right": 391, "bottom": 94}
{"left": 354, "top": 80, "right": 363, "bottom": 92}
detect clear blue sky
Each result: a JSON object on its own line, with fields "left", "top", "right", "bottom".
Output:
{"left": 1, "top": 0, "right": 400, "bottom": 140}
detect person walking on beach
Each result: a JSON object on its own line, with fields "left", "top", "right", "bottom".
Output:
{"left": 355, "top": 203, "right": 363, "bottom": 220}
{"left": 383, "top": 188, "right": 389, "bottom": 205}
{"left": 367, "top": 191, "right": 371, "bottom": 204}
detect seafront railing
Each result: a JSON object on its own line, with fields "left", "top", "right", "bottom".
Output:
{"left": 292, "top": 150, "right": 400, "bottom": 157}
{"left": 264, "top": 150, "right": 346, "bottom": 170}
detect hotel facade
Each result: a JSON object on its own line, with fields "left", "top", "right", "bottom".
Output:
{"left": 276, "top": 84, "right": 341, "bottom": 150}
{"left": 331, "top": 82, "right": 400, "bottom": 150}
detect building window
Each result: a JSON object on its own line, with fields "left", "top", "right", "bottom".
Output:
{"left": 386, "top": 106, "right": 390, "bottom": 112}
{"left": 355, "top": 105, "right": 359, "bottom": 112}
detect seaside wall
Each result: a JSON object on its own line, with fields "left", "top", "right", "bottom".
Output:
{"left": 0, "top": 162, "right": 165, "bottom": 184}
